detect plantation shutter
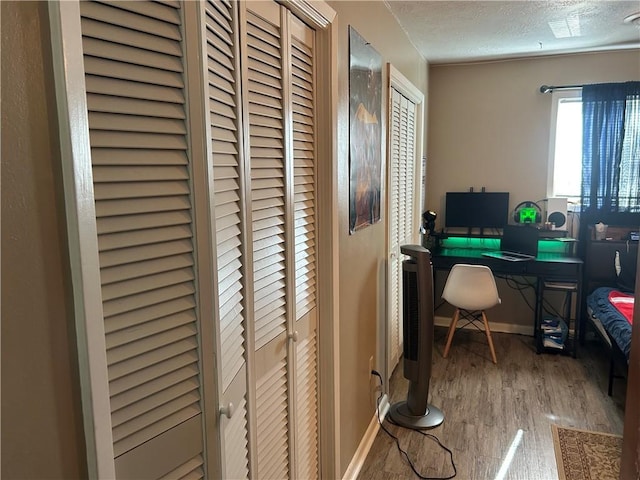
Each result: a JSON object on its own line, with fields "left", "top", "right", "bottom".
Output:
{"left": 79, "top": 1, "right": 205, "bottom": 478}
{"left": 388, "top": 87, "right": 418, "bottom": 373}
{"left": 290, "top": 17, "right": 319, "bottom": 480}
{"left": 206, "top": 1, "right": 250, "bottom": 479}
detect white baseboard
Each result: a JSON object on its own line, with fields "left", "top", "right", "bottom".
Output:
{"left": 434, "top": 315, "right": 534, "bottom": 336}
{"left": 342, "top": 393, "right": 390, "bottom": 480}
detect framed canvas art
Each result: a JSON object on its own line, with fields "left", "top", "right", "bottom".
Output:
{"left": 348, "top": 26, "right": 382, "bottom": 234}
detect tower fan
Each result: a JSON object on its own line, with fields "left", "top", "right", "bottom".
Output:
{"left": 389, "top": 245, "right": 444, "bottom": 429}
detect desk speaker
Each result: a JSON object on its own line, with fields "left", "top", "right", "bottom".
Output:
{"left": 546, "top": 197, "right": 567, "bottom": 230}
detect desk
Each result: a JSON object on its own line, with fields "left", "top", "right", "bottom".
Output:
{"left": 430, "top": 237, "right": 583, "bottom": 356}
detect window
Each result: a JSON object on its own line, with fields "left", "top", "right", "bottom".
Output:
{"left": 548, "top": 90, "right": 582, "bottom": 204}
{"left": 548, "top": 89, "right": 640, "bottom": 212}
{"left": 618, "top": 97, "right": 640, "bottom": 210}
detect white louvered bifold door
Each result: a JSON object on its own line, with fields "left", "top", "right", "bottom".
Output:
{"left": 240, "top": 1, "right": 319, "bottom": 478}
{"left": 388, "top": 88, "right": 402, "bottom": 373}
{"left": 243, "top": 3, "right": 290, "bottom": 479}
{"left": 79, "top": 1, "right": 205, "bottom": 478}
{"left": 388, "top": 87, "right": 418, "bottom": 374}
{"left": 290, "top": 17, "right": 319, "bottom": 480}
{"left": 206, "top": 0, "right": 251, "bottom": 479}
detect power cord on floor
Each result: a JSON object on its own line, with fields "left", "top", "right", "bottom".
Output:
{"left": 371, "top": 370, "right": 457, "bottom": 480}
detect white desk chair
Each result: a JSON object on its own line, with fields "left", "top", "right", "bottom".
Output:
{"left": 442, "top": 264, "right": 501, "bottom": 364}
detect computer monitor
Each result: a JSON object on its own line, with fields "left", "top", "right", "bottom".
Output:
{"left": 445, "top": 192, "right": 509, "bottom": 229}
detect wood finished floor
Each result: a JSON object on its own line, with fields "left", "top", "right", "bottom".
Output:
{"left": 358, "top": 328, "right": 626, "bottom": 480}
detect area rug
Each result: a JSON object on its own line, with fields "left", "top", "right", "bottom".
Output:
{"left": 551, "top": 424, "right": 622, "bottom": 480}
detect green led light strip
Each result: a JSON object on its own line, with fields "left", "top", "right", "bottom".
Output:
{"left": 439, "top": 236, "right": 569, "bottom": 253}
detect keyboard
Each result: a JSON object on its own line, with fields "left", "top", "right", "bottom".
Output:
{"left": 502, "top": 251, "right": 535, "bottom": 260}
{"left": 481, "top": 251, "right": 535, "bottom": 262}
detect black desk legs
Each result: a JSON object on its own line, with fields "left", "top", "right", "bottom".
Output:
{"left": 534, "top": 277, "right": 543, "bottom": 354}
{"left": 535, "top": 277, "right": 580, "bottom": 358}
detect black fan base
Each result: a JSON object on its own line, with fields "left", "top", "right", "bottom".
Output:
{"left": 388, "top": 401, "right": 444, "bottom": 430}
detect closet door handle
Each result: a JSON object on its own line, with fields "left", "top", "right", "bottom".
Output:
{"left": 220, "top": 402, "right": 235, "bottom": 419}
{"left": 288, "top": 331, "right": 298, "bottom": 342}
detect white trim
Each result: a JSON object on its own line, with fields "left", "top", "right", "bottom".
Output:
{"left": 48, "top": 2, "right": 115, "bottom": 478}
{"left": 389, "top": 64, "right": 425, "bottom": 105}
{"left": 434, "top": 315, "right": 535, "bottom": 337}
{"left": 341, "top": 394, "right": 390, "bottom": 480}
{"left": 281, "top": 0, "right": 336, "bottom": 28}
{"left": 315, "top": 17, "right": 341, "bottom": 480}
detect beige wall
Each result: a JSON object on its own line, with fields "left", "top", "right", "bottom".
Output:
{"left": 1, "top": 1, "right": 88, "bottom": 478}
{"left": 326, "top": 1, "right": 428, "bottom": 475}
{"left": 428, "top": 50, "right": 640, "bottom": 330}
{"left": 428, "top": 50, "right": 640, "bottom": 216}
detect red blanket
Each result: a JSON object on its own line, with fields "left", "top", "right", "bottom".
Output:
{"left": 608, "top": 290, "right": 635, "bottom": 325}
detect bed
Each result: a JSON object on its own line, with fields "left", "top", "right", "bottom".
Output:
{"left": 584, "top": 235, "right": 637, "bottom": 395}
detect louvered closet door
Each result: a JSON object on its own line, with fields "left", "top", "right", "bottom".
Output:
{"left": 206, "top": 0, "right": 250, "bottom": 479}
{"left": 388, "top": 87, "right": 417, "bottom": 374}
{"left": 244, "top": 4, "right": 290, "bottom": 479}
{"left": 241, "top": 2, "right": 319, "bottom": 478}
{"left": 80, "top": 1, "right": 205, "bottom": 478}
{"left": 388, "top": 88, "right": 402, "bottom": 373}
{"left": 290, "top": 16, "right": 319, "bottom": 480}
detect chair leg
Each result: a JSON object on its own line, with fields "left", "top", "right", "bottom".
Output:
{"left": 443, "top": 308, "right": 460, "bottom": 358}
{"left": 482, "top": 311, "right": 497, "bottom": 364}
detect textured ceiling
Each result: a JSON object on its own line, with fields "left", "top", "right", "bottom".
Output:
{"left": 384, "top": 1, "right": 640, "bottom": 64}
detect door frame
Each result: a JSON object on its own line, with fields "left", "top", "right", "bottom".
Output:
{"left": 300, "top": 3, "right": 341, "bottom": 477}
{"left": 620, "top": 253, "right": 640, "bottom": 478}
{"left": 384, "top": 64, "right": 425, "bottom": 388}
{"left": 49, "top": 2, "right": 115, "bottom": 477}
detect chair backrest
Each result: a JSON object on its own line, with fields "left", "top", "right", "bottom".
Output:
{"left": 442, "top": 264, "right": 501, "bottom": 311}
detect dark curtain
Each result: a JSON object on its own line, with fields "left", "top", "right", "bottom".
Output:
{"left": 579, "top": 81, "right": 640, "bottom": 237}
